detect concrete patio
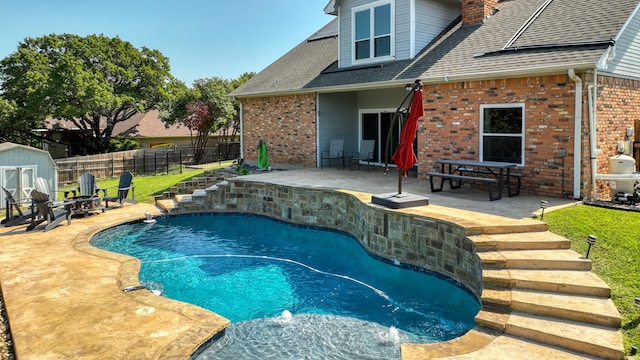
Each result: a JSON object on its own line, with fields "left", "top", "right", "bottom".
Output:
{"left": 0, "top": 167, "right": 625, "bottom": 359}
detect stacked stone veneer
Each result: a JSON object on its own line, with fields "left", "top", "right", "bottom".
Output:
{"left": 197, "top": 179, "right": 482, "bottom": 298}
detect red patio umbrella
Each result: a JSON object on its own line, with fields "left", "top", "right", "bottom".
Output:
{"left": 391, "top": 85, "right": 424, "bottom": 193}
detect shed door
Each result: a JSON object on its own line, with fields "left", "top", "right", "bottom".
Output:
{"left": 1, "top": 166, "right": 37, "bottom": 207}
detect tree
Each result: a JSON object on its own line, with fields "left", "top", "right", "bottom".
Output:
{"left": 0, "top": 96, "right": 21, "bottom": 144}
{"left": 0, "top": 34, "right": 178, "bottom": 153}
{"left": 224, "top": 72, "right": 254, "bottom": 157}
{"left": 161, "top": 77, "right": 239, "bottom": 164}
{"left": 160, "top": 73, "right": 255, "bottom": 164}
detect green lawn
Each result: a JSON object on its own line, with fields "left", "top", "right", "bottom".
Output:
{"left": 79, "top": 161, "right": 234, "bottom": 204}
{"left": 544, "top": 204, "right": 640, "bottom": 352}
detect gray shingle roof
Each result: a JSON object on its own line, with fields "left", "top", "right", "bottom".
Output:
{"left": 232, "top": 0, "right": 640, "bottom": 97}
{"left": 230, "top": 20, "right": 339, "bottom": 97}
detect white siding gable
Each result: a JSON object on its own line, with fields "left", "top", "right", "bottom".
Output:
{"left": 599, "top": 3, "right": 640, "bottom": 80}
{"left": 414, "top": 0, "right": 460, "bottom": 58}
{"left": 337, "top": 0, "right": 460, "bottom": 68}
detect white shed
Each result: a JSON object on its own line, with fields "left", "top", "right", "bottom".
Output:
{"left": 0, "top": 142, "right": 58, "bottom": 208}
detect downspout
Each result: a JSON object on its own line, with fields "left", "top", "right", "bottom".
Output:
{"left": 588, "top": 69, "right": 598, "bottom": 200}
{"left": 568, "top": 69, "right": 582, "bottom": 199}
{"left": 316, "top": 93, "right": 321, "bottom": 168}
{"left": 239, "top": 101, "right": 244, "bottom": 162}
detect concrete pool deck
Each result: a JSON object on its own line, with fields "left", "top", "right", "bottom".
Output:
{"left": 0, "top": 204, "right": 229, "bottom": 359}
{"left": 0, "top": 168, "right": 624, "bottom": 359}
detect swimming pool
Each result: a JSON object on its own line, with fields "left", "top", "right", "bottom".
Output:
{"left": 91, "top": 214, "right": 480, "bottom": 359}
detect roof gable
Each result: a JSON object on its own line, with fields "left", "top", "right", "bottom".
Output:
{"left": 230, "top": 19, "right": 339, "bottom": 97}
{"left": 0, "top": 142, "right": 49, "bottom": 155}
{"left": 233, "top": 0, "right": 640, "bottom": 96}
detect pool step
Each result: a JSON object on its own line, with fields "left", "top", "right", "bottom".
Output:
{"left": 506, "top": 312, "right": 623, "bottom": 360}
{"left": 473, "top": 227, "right": 622, "bottom": 359}
{"left": 482, "top": 288, "right": 620, "bottom": 327}
{"left": 402, "top": 329, "right": 601, "bottom": 359}
{"left": 156, "top": 173, "right": 232, "bottom": 214}
{"left": 155, "top": 198, "right": 177, "bottom": 212}
{"left": 478, "top": 249, "right": 592, "bottom": 270}
{"left": 482, "top": 269, "right": 611, "bottom": 297}
{"left": 475, "top": 308, "right": 623, "bottom": 359}
{"left": 470, "top": 232, "right": 571, "bottom": 251}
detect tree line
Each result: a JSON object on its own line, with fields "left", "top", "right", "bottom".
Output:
{"left": 0, "top": 33, "right": 253, "bottom": 163}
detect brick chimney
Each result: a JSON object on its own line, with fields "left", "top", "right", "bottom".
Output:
{"left": 462, "top": 0, "right": 498, "bottom": 26}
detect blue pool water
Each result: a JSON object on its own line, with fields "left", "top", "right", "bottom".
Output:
{"left": 91, "top": 214, "right": 480, "bottom": 359}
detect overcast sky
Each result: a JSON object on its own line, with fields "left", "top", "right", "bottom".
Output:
{"left": 0, "top": 0, "right": 334, "bottom": 85}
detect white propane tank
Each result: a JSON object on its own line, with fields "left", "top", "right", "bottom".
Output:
{"left": 609, "top": 154, "right": 637, "bottom": 196}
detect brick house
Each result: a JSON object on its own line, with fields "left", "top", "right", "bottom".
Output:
{"left": 231, "top": 0, "right": 640, "bottom": 199}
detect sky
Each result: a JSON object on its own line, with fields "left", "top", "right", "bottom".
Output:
{"left": 0, "top": 0, "right": 334, "bottom": 85}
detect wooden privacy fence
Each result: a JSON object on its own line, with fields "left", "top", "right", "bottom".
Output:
{"left": 55, "top": 143, "right": 240, "bottom": 184}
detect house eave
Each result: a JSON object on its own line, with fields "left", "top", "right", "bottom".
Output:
{"left": 232, "top": 63, "right": 599, "bottom": 98}
{"left": 426, "top": 62, "right": 598, "bottom": 84}
{"left": 324, "top": 0, "right": 337, "bottom": 15}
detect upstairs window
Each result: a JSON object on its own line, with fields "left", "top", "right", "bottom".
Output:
{"left": 480, "top": 104, "right": 525, "bottom": 165}
{"left": 353, "top": 1, "right": 393, "bottom": 63}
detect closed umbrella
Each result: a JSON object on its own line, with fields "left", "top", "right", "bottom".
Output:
{"left": 391, "top": 85, "right": 424, "bottom": 193}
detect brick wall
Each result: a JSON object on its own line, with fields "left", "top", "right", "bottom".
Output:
{"left": 418, "top": 75, "right": 576, "bottom": 197}
{"left": 593, "top": 75, "right": 640, "bottom": 198}
{"left": 461, "top": 0, "right": 498, "bottom": 26}
{"left": 241, "top": 94, "right": 317, "bottom": 167}
{"left": 238, "top": 73, "right": 640, "bottom": 199}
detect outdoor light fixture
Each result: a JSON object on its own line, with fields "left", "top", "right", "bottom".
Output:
{"left": 539, "top": 200, "right": 548, "bottom": 220}
{"left": 404, "top": 84, "right": 413, "bottom": 91}
{"left": 585, "top": 235, "right": 597, "bottom": 258}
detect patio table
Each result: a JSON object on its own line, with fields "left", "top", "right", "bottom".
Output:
{"left": 67, "top": 195, "right": 105, "bottom": 217}
{"left": 430, "top": 159, "right": 520, "bottom": 200}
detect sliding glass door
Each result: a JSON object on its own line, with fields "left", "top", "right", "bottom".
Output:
{"left": 360, "top": 110, "right": 399, "bottom": 165}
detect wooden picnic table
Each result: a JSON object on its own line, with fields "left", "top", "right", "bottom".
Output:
{"left": 428, "top": 159, "right": 520, "bottom": 201}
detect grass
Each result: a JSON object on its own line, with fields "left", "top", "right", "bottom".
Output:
{"left": 544, "top": 204, "right": 640, "bottom": 353}
{"left": 62, "top": 161, "right": 234, "bottom": 204}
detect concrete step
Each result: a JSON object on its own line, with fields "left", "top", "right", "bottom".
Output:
{"left": 482, "top": 288, "right": 620, "bottom": 327}
{"left": 482, "top": 269, "right": 611, "bottom": 297}
{"left": 174, "top": 194, "right": 192, "bottom": 203}
{"left": 475, "top": 307, "right": 510, "bottom": 332}
{"left": 479, "top": 249, "right": 591, "bottom": 270}
{"left": 505, "top": 312, "right": 624, "bottom": 360}
{"left": 192, "top": 189, "right": 207, "bottom": 197}
{"left": 466, "top": 222, "right": 549, "bottom": 235}
{"left": 155, "top": 198, "right": 177, "bottom": 212}
{"left": 470, "top": 231, "right": 571, "bottom": 252}
{"left": 511, "top": 290, "right": 621, "bottom": 327}
{"left": 431, "top": 333, "right": 605, "bottom": 359}
{"left": 481, "top": 288, "right": 511, "bottom": 307}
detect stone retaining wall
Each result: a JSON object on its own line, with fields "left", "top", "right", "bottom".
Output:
{"left": 202, "top": 179, "right": 482, "bottom": 299}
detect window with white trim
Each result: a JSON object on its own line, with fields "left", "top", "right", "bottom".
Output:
{"left": 353, "top": 1, "right": 393, "bottom": 63}
{"left": 480, "top": 104, "right": 525, "bottom": 165}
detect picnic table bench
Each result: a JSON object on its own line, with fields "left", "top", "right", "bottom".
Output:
{"left": 428, "top": 159, "right": 521, "bottom": 201}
